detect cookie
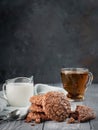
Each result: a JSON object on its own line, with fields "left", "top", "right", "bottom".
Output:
{"left": 75, "top": 105, "right": 96, "bottom": 122}
{"left": 26, "top": 112, "right": 50, "bottom": 123}
{"left": 67, "top": 117, "right": 76, "bottom": 124}
{"left": 29, "top": 104, "right": 43, "bottom": 112}
{"left": 30, "top": 94, "right": 44, "bottom": 106}
{"left": 42, "top": 91, "right": 71, "bottom": 121}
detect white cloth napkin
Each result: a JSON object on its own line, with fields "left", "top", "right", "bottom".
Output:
{"left": 0, "top": 84, "right": 67, "bottom": 119}
{"left": 0, "top": 91, "right": 8, "bottom": 112}
{"left": 0, "top": 91, "right": 29, "bottom": 119}
{"left": 34, "top": 83, "right": 67, "bottom": 95}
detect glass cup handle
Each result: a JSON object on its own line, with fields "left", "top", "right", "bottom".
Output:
{"left": 87, "top": 72, "right": 93, "bottom": 86}
{"left": 2, "top": 83, "right": 8, "bottom": 100}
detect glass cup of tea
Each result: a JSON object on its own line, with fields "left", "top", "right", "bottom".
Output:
{"left": 60, "top": 68, "right": 93, "bottom": 101}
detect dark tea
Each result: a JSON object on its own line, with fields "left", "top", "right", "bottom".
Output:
{"left": 61, "top": 68, "right": 93, "bottom": 101}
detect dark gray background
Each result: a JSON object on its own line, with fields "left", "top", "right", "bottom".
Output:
{"left": 0, "top": 0, "right": 98, "bottom": 84}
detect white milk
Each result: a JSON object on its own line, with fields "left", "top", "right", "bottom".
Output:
{"left": 6, "top": 83, "right": 34, "bottom": 107}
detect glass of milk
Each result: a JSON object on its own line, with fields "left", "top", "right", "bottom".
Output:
{"left": 2, "top": 76, "right": 34, "bottom": 107}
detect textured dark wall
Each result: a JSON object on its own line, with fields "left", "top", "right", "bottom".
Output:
{"left": 0, "top": 0, "right": 98, "bottom": 84}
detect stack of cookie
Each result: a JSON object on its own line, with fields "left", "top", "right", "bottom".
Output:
{"left": 26, "top": 94, "right": 49, "bottom": 123}
{"left": 26, "top": 91, "right": 71, "bottom": 123}
{"left": 26, "top": 91, "right": 96, "bottom": 124}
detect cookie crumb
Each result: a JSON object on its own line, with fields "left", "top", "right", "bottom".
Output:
{"left": 31, "top": 123, "right": 35, "bottom": 126}
{"left": 67, "top": 117, "right": 76, "bottom": 124}
{"left": 35, "top": 118, "right": 41, "bottom": 123}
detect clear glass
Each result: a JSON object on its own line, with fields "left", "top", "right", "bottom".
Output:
{"left": 61, "top": 68, "right": 93, "bottom": 101}
{"left": 2, "top": 76, "right": 34, "bottom": 107}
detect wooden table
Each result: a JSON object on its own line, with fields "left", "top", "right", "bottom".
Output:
{"left": 0, "top": 84, "right": 98, "bottom": 130}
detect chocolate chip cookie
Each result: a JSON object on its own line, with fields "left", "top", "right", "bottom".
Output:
{"left": 29, "top": 104, "right": 43, "bottom": 112}
{"left": 42, "top": 91, "right": 71, "bottom": 121}
{"left": 26, "top": 112, "right": 50, "bottom": 123}
{"left": 76, "top": 105, "right": 96, "bottom": 122}
{"left": 30, "top": 94, "right": 44, "bottom": 106}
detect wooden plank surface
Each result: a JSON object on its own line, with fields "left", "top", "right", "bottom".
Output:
{"left": 44, "top": 120, "right": 81, "bottom": 130}
{"left": 84, "top": 84, "right": 98, "bottom": 130}
{"left": 0, "top": 84, "right": 97, "bottom": 130}
{"left": 0, "top": 120, "right": 44, "bottom": 130}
